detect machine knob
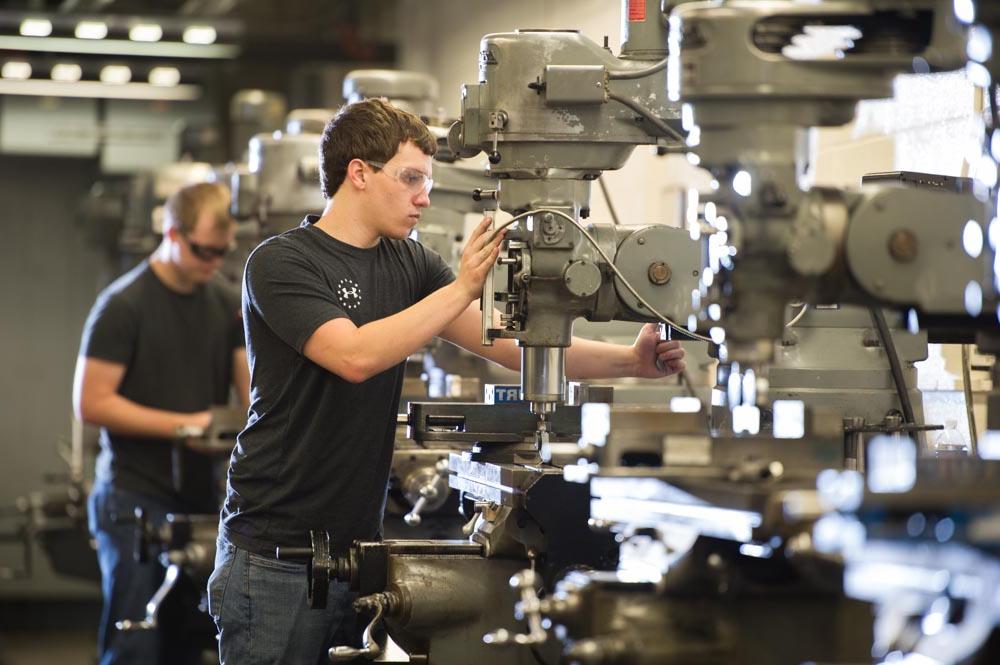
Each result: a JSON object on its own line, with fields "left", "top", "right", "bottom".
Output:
{"left": 472, "top": 188, "right": 498, "bottom": 201}
{"left": 488, "top": 150, "right": 502, "bottom": 165}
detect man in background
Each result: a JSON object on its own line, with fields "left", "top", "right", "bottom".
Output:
{"left": 74, "top": 182, "right": 250, "bottom": 665}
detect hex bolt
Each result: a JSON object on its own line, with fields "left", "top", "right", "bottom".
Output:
{"left": 647, "top": 262, "right": 672, "bottom": 285}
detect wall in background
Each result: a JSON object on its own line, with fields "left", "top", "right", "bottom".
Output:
{"left": 0, "top": 155, "right": 104, "bottom": 599}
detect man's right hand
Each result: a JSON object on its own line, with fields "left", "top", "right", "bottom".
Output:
{"left": 177, "top": 410, "right": 213, "bottom": 437}
{"left": 454, "top": 216, "right": 505, "bottom": 302}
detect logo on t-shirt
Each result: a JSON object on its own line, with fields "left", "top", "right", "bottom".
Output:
{"left": 336, "top": 278, "right": 363, "bottom": 311}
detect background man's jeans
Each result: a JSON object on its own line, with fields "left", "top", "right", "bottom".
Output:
{"left": 208, "top": 533, "right": 355, "bottom": 665}
{"left": 88, "top": 482, "right": 209, "bottom": 665}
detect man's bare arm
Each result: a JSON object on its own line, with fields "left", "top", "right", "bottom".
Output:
{"left": 440, "top": 305, "right": 686, "bottom": 380}
{"left": 73, "top": 356, "right": 211, "bottom": 438}
{"left": 232, "top": 348, "right": 250, "bottom": 410}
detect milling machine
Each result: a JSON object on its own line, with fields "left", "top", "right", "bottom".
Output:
{"left": 448, "top": 0, "right": 705, "bottom": 423}
{"left": 482, "top": 2, "right": 1000, "bottom": 664}
{"left": 666, "top": 0, "right": 996, "bottom": 389}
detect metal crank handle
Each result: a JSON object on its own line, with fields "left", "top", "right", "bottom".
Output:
{"left": 403, "top": 495, "right": 428, "bottom": 526}
{"left": 655, "top": 322, "right": 669, "bottom": 373}
{"left": 115, "top": 563, "right": 181, "bottom": 631}
{"left": 481, "top": 213, "right": 496, "bottom": 346}
{"left": 482, "top": 569, "right": 547, "bottom": 646}
{"left": 329, "top": 597, "right": 386, "bottom": 661}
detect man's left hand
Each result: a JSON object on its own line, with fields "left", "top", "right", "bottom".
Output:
{"left": 631, "top": 323, "right": 686, "bottom": 379}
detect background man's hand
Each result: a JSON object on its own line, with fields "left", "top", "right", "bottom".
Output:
{"left": 631, "top": 323, "right": 686, "bottom": 379}
{"left": 454, "top": 216, "right": 505, "bottom": 302}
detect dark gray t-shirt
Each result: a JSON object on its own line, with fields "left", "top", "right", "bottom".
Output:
{"left": 79, "top": 261, "right": 244, "bottom": 512}
{"left": 220, "top": 216, "right": 454, "bottom": 555}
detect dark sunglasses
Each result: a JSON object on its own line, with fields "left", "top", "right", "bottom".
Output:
{"left": 184, "top": 236, "right": 233, "bottom": 261}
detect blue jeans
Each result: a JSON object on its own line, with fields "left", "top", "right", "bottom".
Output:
{"left": 208, "top": 534, "right": 355, "bottom": 665}
{"left": 88, "top": 482, "right": 210, "bottom": 665}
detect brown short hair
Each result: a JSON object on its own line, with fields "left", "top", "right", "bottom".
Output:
{"left": 163, "top": 182, "right": 233, "bottom": 234}
{"left": 319, "top": 98, "right": 436, "bottom": 199}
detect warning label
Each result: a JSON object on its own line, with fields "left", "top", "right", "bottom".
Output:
{"left": 628, "top": 0, "right": 646, "bottom": 21}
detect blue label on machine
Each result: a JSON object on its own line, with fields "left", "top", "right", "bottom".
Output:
{"left": 485, "top": 384, "right": 522, "bottom": 404}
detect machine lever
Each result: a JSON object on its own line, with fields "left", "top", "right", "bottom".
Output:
{"left": 403, "top": 495, "right": 428, "bottom": 526}
{"left": 403, "top": 458, "right": 449, "bottom": 527}
{"left": 115, "top": 563, "right": 181, "bottom": 632}
{"left": 482, "top": 569, "right": 548, "bottom": 646}
{"left": 329, "top": 595, "right": 386, "bottom": 661}
{"left": 461, "top": 501, "right": 491, "bottom": 537}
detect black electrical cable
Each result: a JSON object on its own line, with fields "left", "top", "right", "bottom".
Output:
{"left": 607, "top": 92, "right": 686, "bottom": 144}
{"left": 680, "top": 369, "right": 698, "bottom": 398}
{"left": 597, "top": 176, "right": 621, "bottom": 225}
{"left": 608, "top": 56, "right": 670, "bottom": 80}
{"left": 529, "top": 644, "right": 556, "bottom": 665}
{"left": 869, "top": 308, "right": 917, "bottom": 425}
{"left": 990, "top": 82, "right": 1000, "bottom": 134}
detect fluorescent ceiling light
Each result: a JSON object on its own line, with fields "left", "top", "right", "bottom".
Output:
{"left": 149, "top": 66, "right": 180, "bottom": 87}
{"left": 75, "top": 21, "right": 109, "bottom": 40}
{"left": 0, "top": 35, "right": 237, "bottom": 59}
{"left": 20, "top": 18, "right": 52, "bottom": 37}
{"left": 0, "top": 79, "right": 200, "bottom": 101}
{"left": 51, "top": 63, "right": 82, "bottom": 82}
{"left": 183, "top": 26, "right": 217, "bottom": 45}
{"left": 2, "top": 61, "right": 32, "bottom": 80}
{"left": 100, "top": 65, "right": 131, "bottom": 84}
{"left": 129, "top": 24, "right": 163, "bottom": 42}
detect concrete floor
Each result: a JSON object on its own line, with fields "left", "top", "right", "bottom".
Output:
{"left": 0, "top": 629, "right": 96, "bottom": 665}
